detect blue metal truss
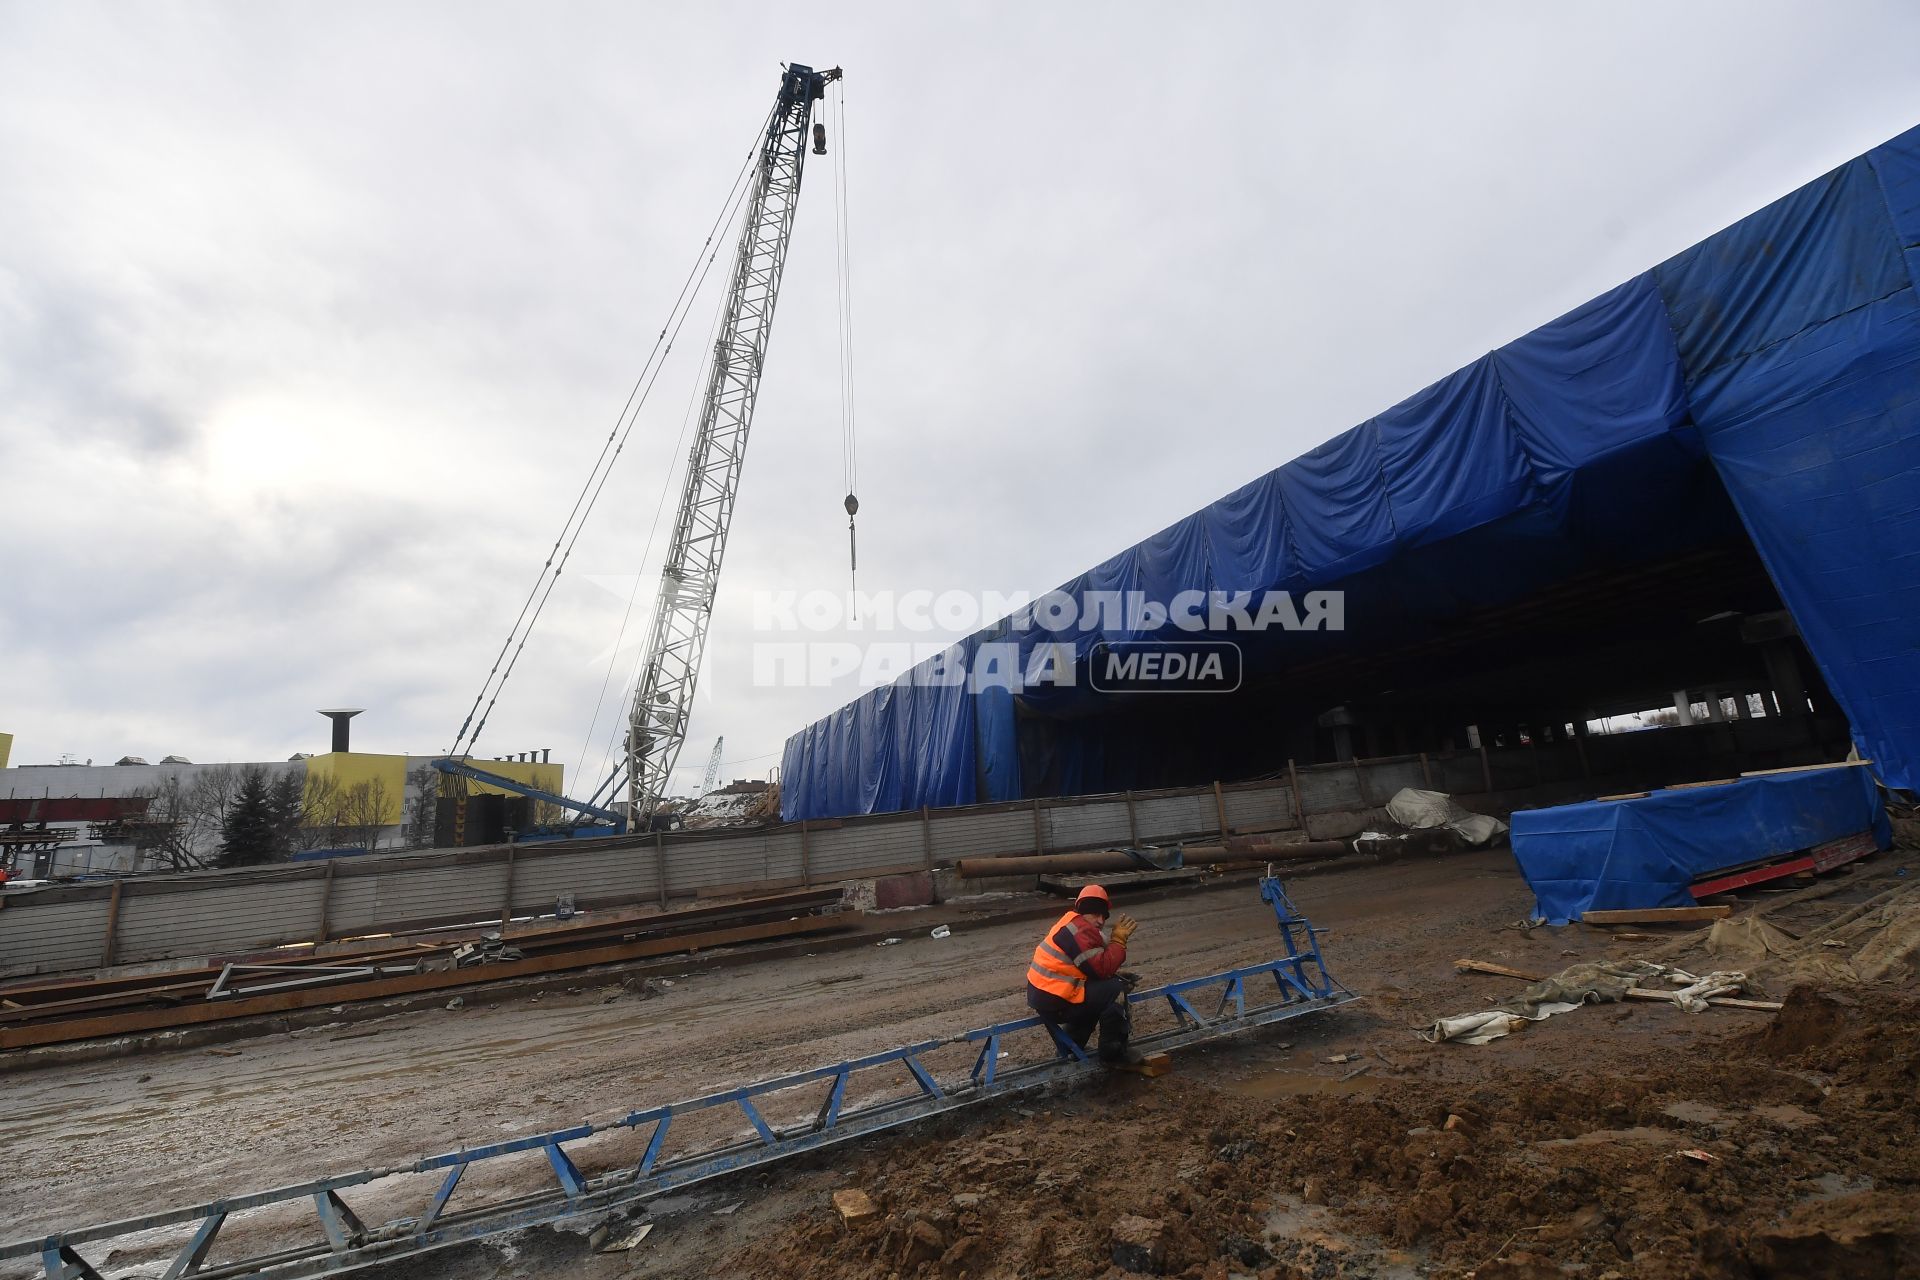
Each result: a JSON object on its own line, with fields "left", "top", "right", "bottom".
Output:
{"left": 4, "top": 875, "right": 1354, "bottom": 1280}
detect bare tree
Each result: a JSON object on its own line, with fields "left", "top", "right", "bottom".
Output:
{"left": 339, "top": 777, "right": 391, "bottom": 852}
{"left": 183, "top": 766, "right": 243, "bottom": 857}
{"left": 120, "top": 779, "right": 208, "bottom": 872}
{"left": 298, "top": 772, "right": 346, "bottom": 851}
{"left": 298, "top": 773, "right": 391, "bottom": 852}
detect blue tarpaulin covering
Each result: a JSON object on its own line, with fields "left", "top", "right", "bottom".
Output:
{"left": 781, "top": 123, "right": 1920, "bottom": 821}
{"left": 1511, "top": 766, "right": 1893, "bottom": 924}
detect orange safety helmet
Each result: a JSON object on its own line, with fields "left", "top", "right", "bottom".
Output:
{"left": 1072, "top": 883, "right": 1111, "bottom": 914}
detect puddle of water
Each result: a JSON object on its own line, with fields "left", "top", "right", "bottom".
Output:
{"left": 1752, "top": 1103, "right": 1822, "bottom": 1131}
{"left": 1811, "top": 1171, "right": 1874, "bottom": 1200}
{"left": 1264, "top": 1200, "right": 1423, "bottom": 1280}
{"left": 1228, "top": 1069, "right": 1380, "bottom": 1099}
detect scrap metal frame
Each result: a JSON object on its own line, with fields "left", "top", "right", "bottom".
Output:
{"left": 205, "top": 964, "right": 423, "bottom": 1001}
{"left": 5, "top": 877, "right": 1354, "bottom": 1280}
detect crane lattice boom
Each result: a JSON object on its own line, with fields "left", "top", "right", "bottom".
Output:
{"left": 626, "top": 62, "right": 840, "bottom": 820}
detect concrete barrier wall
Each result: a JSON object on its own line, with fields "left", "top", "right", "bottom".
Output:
{"left": 0, "top": 715, "right": 1847, "bottom": 977}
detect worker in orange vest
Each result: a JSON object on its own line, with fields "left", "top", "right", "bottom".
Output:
{"left": 1026, "top": 883, "right": 1142, "bottom": 1064}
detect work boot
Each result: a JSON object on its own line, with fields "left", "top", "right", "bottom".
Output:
{"left": 1101, "top": 1043, "right": 1146, "bottom": 1067}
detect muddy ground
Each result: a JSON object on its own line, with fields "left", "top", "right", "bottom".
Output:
{"left": 4, "top": 848, "right": 1916, "bottom": 1278}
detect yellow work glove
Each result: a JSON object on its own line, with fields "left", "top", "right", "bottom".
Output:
{"left": 1110, "top": 914, "right": 1138, "bottom": 947}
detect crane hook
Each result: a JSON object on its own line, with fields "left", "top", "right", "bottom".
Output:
{"left": 812, "top": 122, "right": 827, "bottom": 155}
{"left": 844, "top": 492, "right": 859, "bottom": 572}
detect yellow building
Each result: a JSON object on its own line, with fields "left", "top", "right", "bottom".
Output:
{"left": 303, "top": 752, "right": 564, "bottom": 825}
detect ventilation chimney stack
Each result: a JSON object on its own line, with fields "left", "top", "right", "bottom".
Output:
{"left": 318, "top": 709, "right": 365, "bottom": 754}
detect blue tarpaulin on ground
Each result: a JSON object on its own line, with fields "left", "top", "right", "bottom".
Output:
{"left": 781, "top": 122, "right": 1920, "bottom": 821}
{"left": 1510, "top": 766, "right": 1893, "bottom": 925}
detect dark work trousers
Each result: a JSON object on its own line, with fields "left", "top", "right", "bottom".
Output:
{"left": 1027, "top": 978, "right": 1131, "bottom": 1060}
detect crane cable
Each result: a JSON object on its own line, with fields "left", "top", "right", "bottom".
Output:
{"left": 444, "top": 104, "right": 775, "bottom": 763}
{"left": 575, "top": 282, "right": 733, "bottom": 801}
{"left": 832, "top": 78, "right": 861, "bottom": 598}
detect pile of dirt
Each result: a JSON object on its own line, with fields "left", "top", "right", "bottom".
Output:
{"left": 724, "top": 990, "right": 1920, "bottom": 1279}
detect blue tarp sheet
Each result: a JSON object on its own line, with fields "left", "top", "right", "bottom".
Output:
{"left": 1511, "top": 766, "right": 1893, "bottom": 924}
{"left": 781, "top": 122, "right": 1920, "bottom": 821}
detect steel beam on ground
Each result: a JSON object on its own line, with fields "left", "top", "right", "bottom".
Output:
{"left": 1688, "top": 830, "right": 1879, "bottom": 898}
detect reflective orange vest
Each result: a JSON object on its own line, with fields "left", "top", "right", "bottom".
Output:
{"left": 1028, "top": 910, "right": 1105, "bottom": 1003}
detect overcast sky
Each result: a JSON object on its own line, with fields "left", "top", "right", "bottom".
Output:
{"left": 5, "top": 2, "right": 1920, "bottom": 792}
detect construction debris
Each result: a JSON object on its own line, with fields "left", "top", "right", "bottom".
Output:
{"left": 1649, "top": 871, "right": 1920, "bottom": 988}
{"left": 1428, "top": 958, "right": 1771, "bottom": 1043}
{"left": 451, "top": 933, "right": 524, "bottom": 967}
{"left": 1384, "top": 787, "right": 1509, "bottom": 846}
{"left": 592, "top": 1220, "right": 653, "bottom": 1252}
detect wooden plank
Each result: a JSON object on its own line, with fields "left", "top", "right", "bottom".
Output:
{"left": 1739, "top": 760, "right": 1869, "bottom": 778}
{"left": 1623, "top": 989, "right": 1782, "bottom": 1010}
{"left": 1287, "top": 759, "right": 1301, "bottom": 824}
{"left": 1580, "top": 906, "right": 1733, "bottom": 924}
{"left": 1109, "top": 1051, "right": 1172, "bottom": 1078}
{"left": 1595, "top": 791, "right": 1651, "bottom": 802}
{"left": 1454, "top": 959, "right": 1540, "bottom": 981}
{"left": 1213, "top": 782, "right": 1228, "bottom": 836}
{"left": 1661, "top": 778, "right": 1738, "bottom": 791}
{"left": 98, "top": 880, "right": 124, "bottom": 969}
{"left": 313, "top": 858, "right": 337, "bottom": 944}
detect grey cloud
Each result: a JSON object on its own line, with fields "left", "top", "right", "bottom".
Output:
{"left": 5, "top": 1, "right": 1920, "bottom": 785}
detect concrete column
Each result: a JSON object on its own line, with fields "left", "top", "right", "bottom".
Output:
{"left": 1761, "top": 641, "right": 1809, "bottom": 716}
{"left": 1672, "top": 691, "right": 1696, "bottom": 727}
